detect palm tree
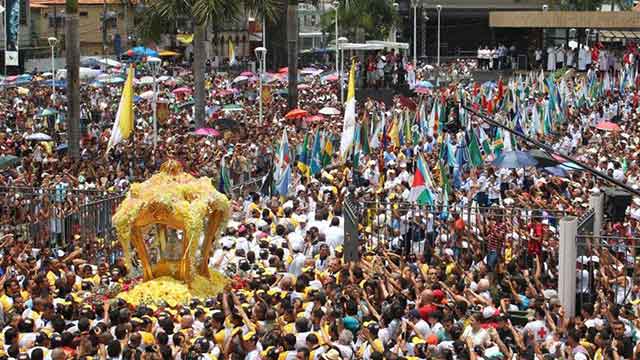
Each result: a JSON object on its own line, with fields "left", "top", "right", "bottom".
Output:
{"left": 66, "top": 0, "right": 81, "bottom": 159}
{"left": 138, "top": 0, "right": 280, "bottom": 128}
{"left": 320, "top": 0, "right": 398, "bottom": 45}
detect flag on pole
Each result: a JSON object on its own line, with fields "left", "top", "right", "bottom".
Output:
{"left": 468, "top": 129, "right": 483, "bottom": 167}
{"left": 310, "top": 130, "right": 322, "bottom": 175}
{"left": 217, "top": 155, "right": 232, "bottom": 194}
{"left": 274, "top": 130, "right": 291, "bottom": 196}
{"left": 408, "top": 154, "right": 435, "bottom": 205}
{"left": 339, "top": 59, "right": 357, "bottom": 159}
{"left": 107, "top": 65, "right": 135, "bottom": 153}
{"left": 297, "top": 133, "right": 310, "bottom": 177}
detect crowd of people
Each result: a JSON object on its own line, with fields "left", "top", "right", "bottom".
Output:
{"left": 0, "top": 40, "right": 640, "bottom": 360}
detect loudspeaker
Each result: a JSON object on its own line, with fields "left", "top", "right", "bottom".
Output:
{"left": 603, "top": 187, "right": 632, "bottom": 222}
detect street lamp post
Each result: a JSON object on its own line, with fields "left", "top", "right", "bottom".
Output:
{"left": 48, "top": 37, "right": 58, "bottom": 100}
{"left": 392, "top": 2, "right": 399, "bottom": 42}
{"left": 333, "top": 1, "right": 339, "bottom": 73}
{"left": 255, "top": 46, "right": 267, "bottom": 126}
{"left": 147, "top": 56, "right": 161, "bottom": 149}
{"left": 338, "top": 36, "right": 348, "bottom": 104}
{"left": 436, "top": 4, "right": 442, "bottom": 67}
{"left": 411, "top": 0, "right": 418, "bottom": 66}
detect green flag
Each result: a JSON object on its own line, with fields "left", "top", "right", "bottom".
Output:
{"left": 468, "top": 130, "right": 483, "bottom": 167}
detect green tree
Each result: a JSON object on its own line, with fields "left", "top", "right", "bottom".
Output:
{"left": 138, "top": 0, "right": 280, "bottom": 127}
{"left": 320, "top": 0, "right": 399, "bottom": 45}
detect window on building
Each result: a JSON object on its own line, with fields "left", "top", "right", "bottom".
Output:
{"left": 79, "top": 11, "right": 88, "bottom": 16}
{"left": 48, "top": 15, "right": 65, "bottom": 29}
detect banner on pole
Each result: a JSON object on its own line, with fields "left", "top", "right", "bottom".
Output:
{"left": 4, "top": 0, "right": 19, "bottom": 66}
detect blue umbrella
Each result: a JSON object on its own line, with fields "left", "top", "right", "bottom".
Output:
{"left": 56, "top": 144, "right": 68, "bottom": 151}
{"left": 416, "top": 80, "right": 434, "bottom": 88}
{"left": 40, "top": 80, "right": 67, "bottom": 88}
{"left": 543, "top": 166, "right": 568, "bottom": 177}
{"left": 492, "top": 151, "right": 538, "bottom": 168}
{"left": 559, "top": 161, "right": 582, "bottom": 171}
{"left": 129, "top": 46, "right": 158, "bottom": 57}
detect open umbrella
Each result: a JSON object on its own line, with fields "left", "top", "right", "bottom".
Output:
{"left": 319, "top": 107, "right": 340, "bottom": 116}
{"left": 128, "top": 46, "right": 158, "bottom": 57}
{"left": 240, "top": 71, "right": 255, "bottom": 77}
{"left": 216, "top": 118, "right": 238, "bottom": 129}
{"left": 415, "top": 87, "right": 431, "bottom": 94}
{"left": 492, "top": 151, "right": 538, "bottom": 169}
{"left": 595, "top": 121, "right": 621, "bottom": 132}
{"left": 158, "top": 50, "right": 180, "bottom": 57}
{"left": 232, "top": 75, "right": 249, "bottom": 84}
{"left": 172, "top": 87, "right": 192, "bottom": 95}
{"left": 416, "top": 80, "right": 434, "bottom": 88}
{"left": 529, "top": 149, "right": 561, "bottom": 168}
{"left": 139, "top": 90, "right": 154, "bottom": 100}
{"left": 25, "top": 133, "right": 52, "bottom": 141}
{"left": 193, "top": 128, "right": 220, "bottom": 137}
{"left": 285, "top": 108, "right": 308, "bottom": 119}
{"left": 278, "top": 67, "right": 289, "bottom": 74}
{"left": 223, "top": 104, "right": 243, "bottom": 112}
{"left": 137, "top": 76, "right": 155, "bottom": 85}
{"left": 324, "top": 74, "right": 339, "bottom": 82}
{"left": 40, "top": 108, "right": 58, "bottom": 117}
{"left": 306, "top": 114, "right": 325, "bottom": 122}
{"left": 0, "top": 155, "right": 19, "bottom": 169}
{"left": 56, "top": 143, "right": 69, "bottom": 152}
{"left": 543, "top": 166, "right": 568, "bottom": 177}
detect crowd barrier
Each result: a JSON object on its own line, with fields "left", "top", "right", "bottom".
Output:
{"left": 0, "top": 186, "right": 125, "bottom": 264}
{"left": 347, "top": 198, "right": 570, "bottom": 274}
{"left": 575, "top": 234, "right": 640, "bottom": 312}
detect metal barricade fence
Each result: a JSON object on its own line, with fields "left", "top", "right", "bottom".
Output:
{"left": 352, "top": 199, "right": 568, "bottom": 267}
{"left": 0, "top": 187, "right": 125, "bottom": 264}
{"left": 576, "top": 234, "right": 640, "bottom": 313}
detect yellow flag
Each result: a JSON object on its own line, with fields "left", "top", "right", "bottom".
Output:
{"left": 389, "top": 116, "right": 400, "bottom": 148}
{"left": 107, "top": 65, "right": 135, "bottom": 153}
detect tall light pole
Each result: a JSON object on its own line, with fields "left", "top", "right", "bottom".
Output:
{"left": 436, "top": 4, "right": 442, "bottom": 67}
{"left": 392, "top": 2, "right": 399, "bottom": 42}
{"left": 147, "top": 56, "right": 161, "bottom": 149}
{"left": 255, "top": 46, "right": 267, "bottom": 125}
{"left": 338, "top": 36, "right": 347, "bottom": 104}
{"left": 411, "top": 0, "right": 418, "bottom": 66}
{"left": 48, "top": 37, "right": 58, "bottom": 100}
{"left": 333, "top": 1, "right": 339, "bottom": 73}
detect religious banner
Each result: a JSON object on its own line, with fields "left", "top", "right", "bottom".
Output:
{"left": 4, "top": 0, "right": 19, "bottom": 66}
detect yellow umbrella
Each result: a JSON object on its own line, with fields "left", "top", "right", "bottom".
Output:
{"left": 159, "top": 50, "right": 180, "bottom": 57}
{"left": 17, "top": 87, "right": 29, "bottom": 95}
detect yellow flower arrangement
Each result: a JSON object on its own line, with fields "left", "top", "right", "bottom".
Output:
{"left": 112, "top": 159, "right": 230, "bottom": 285}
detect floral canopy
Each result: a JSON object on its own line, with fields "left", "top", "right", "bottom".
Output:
{"left": 113, "top": 160, "right": 230, "bottom": 283}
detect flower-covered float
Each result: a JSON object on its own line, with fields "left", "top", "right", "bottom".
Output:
{"left": 113, "top": 160, "right": 230, "bottom": 306}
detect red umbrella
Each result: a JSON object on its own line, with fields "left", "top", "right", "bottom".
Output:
{"left": 325, "top": 74, "right": 339, "bottom": 82}
{"left": 399, "top": 96, "right": 417, "bottom": 111}
{"left": 172, "top": 87, "right": 192, "bottom": 95}
{"left": 415, "top": 87, "right": 430, "bottom": 95}
{"left": 285, "top": 108, "right": 308, "bottom": 119}
{"left": 278, "top": 67, "right": 289, "bottom": 74}
{"left": 306, "top": 114, "right": 325, "bottom": 122}
{"left": 595, "top": 121, "right": 621, "bottom": 131}
{"left": 193, "top": 128, "right": 220, "bottom": 137}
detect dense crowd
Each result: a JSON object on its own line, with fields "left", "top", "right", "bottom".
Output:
{"left": 0, "top": 42, "right": 639, "bottom": 360}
